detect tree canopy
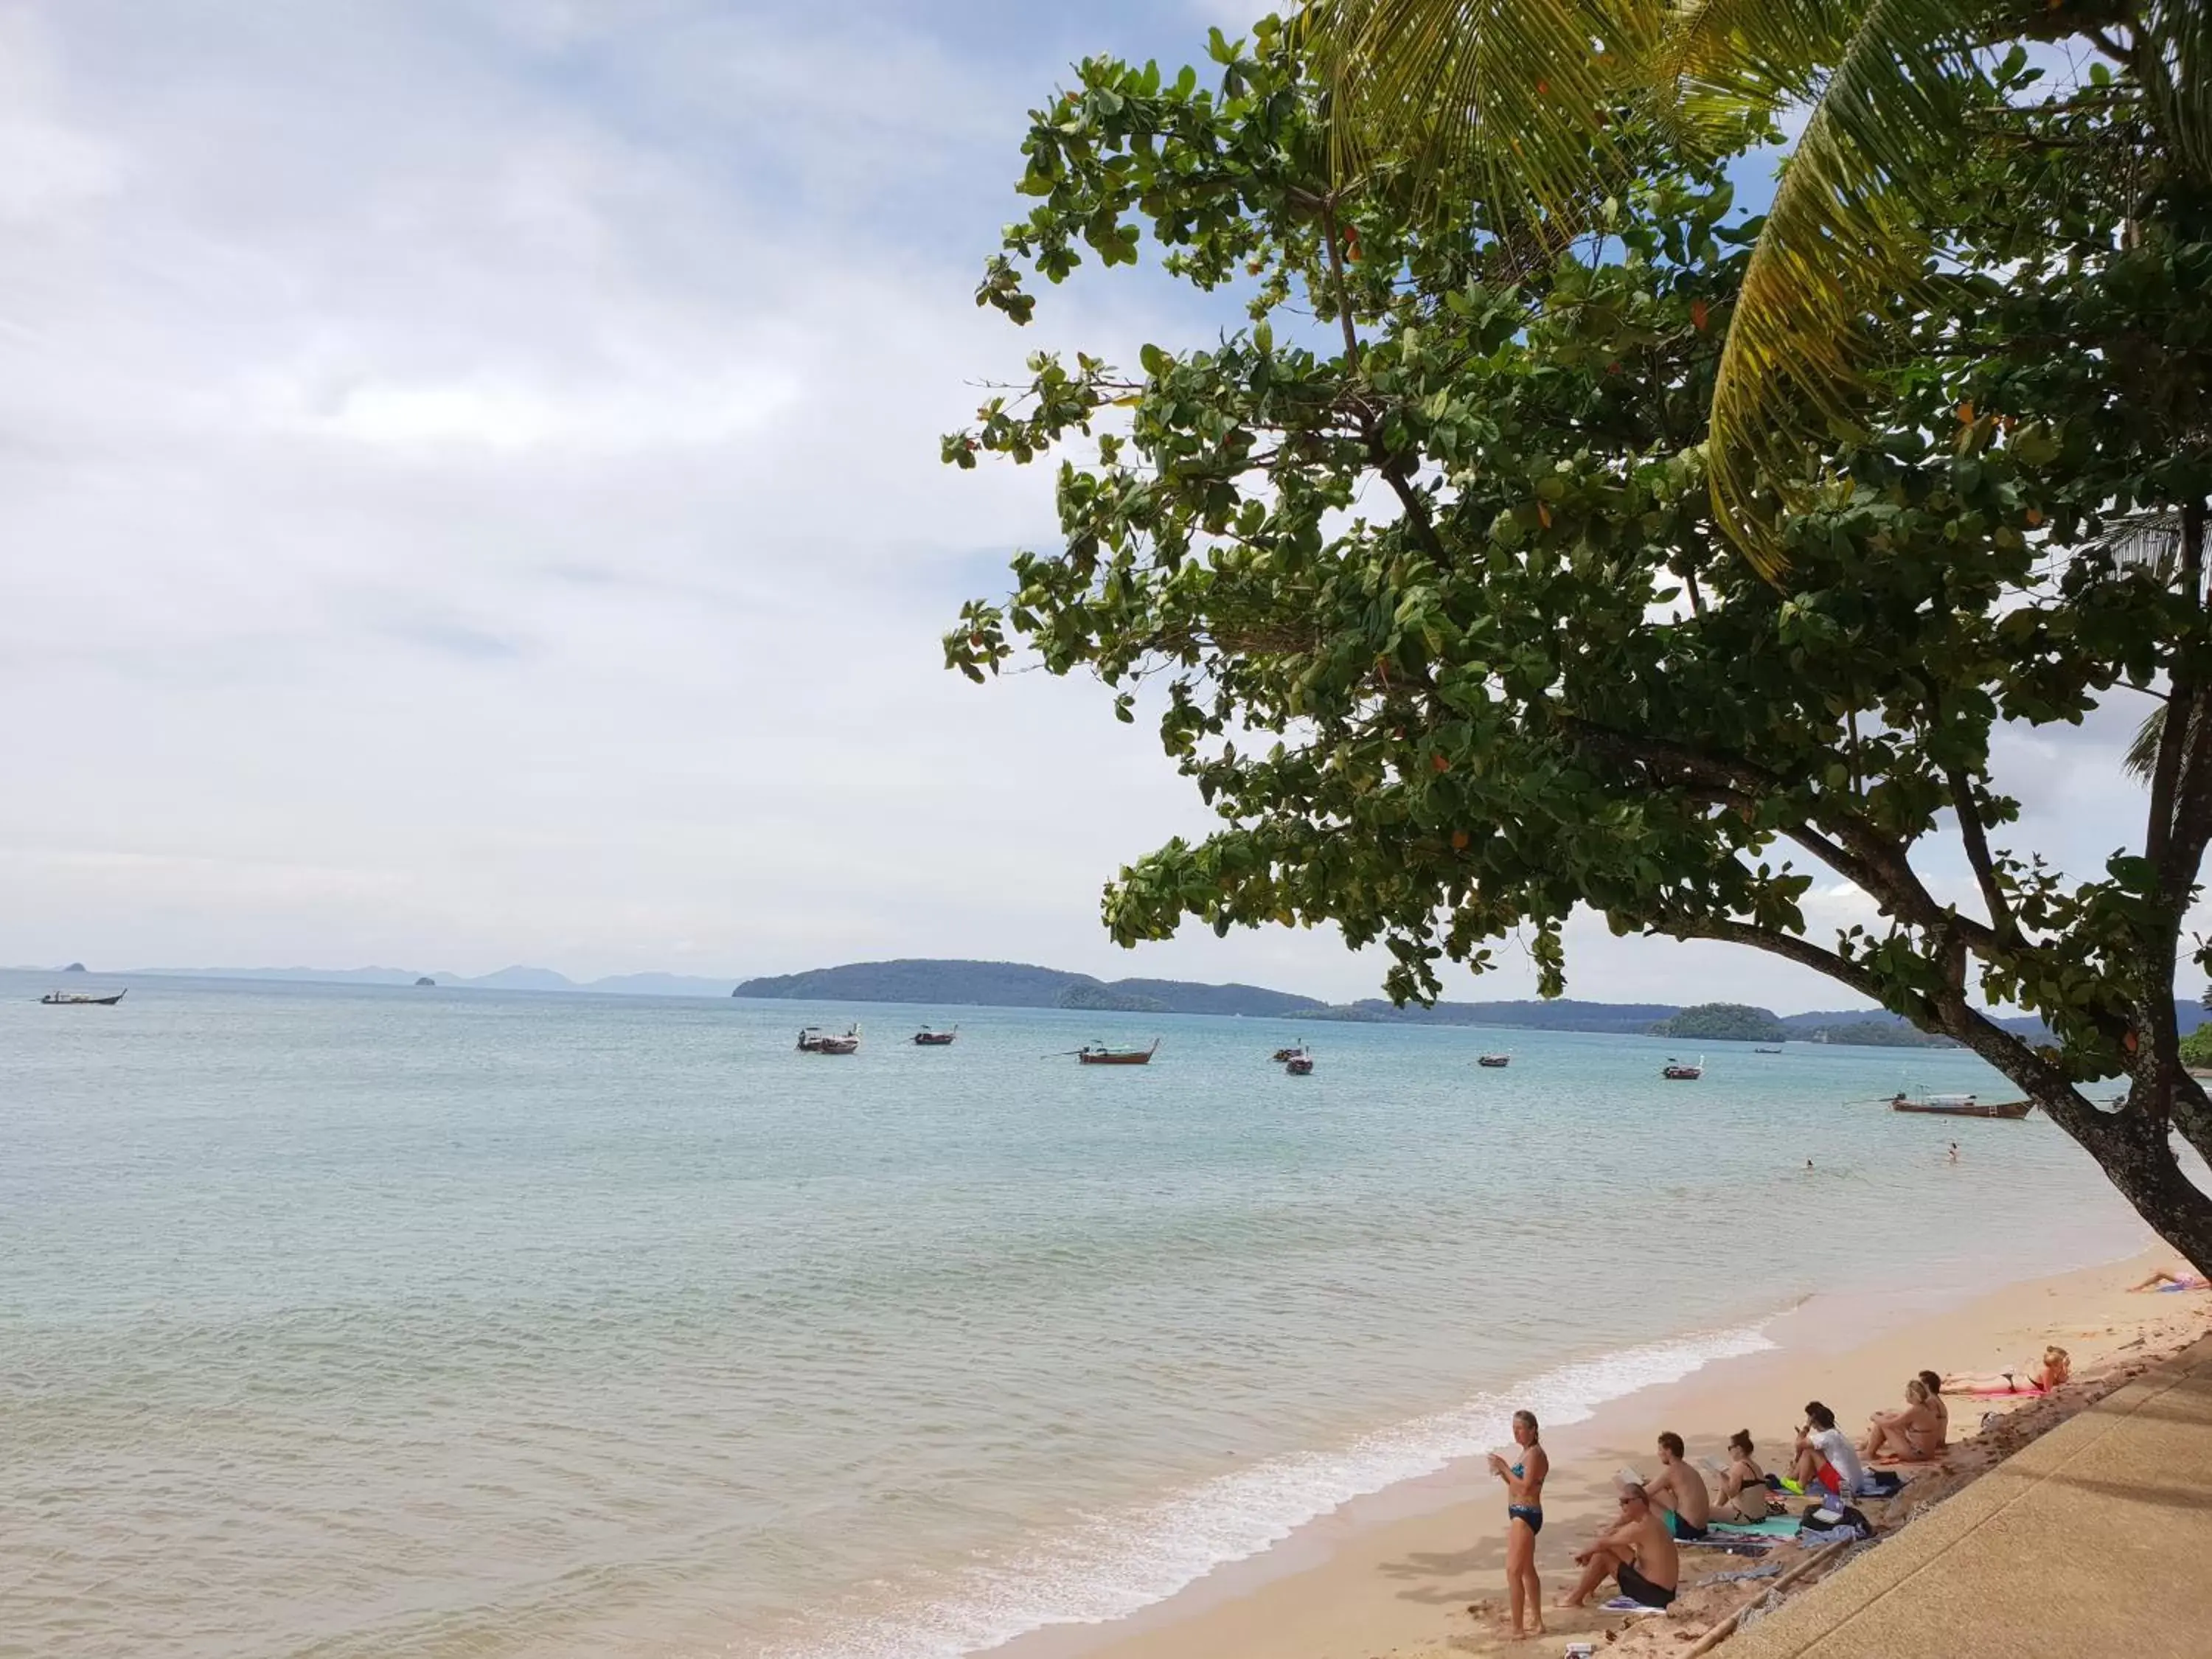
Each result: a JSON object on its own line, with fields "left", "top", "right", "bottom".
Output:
{"left": 944, "top": 21, "right": 2212, "bottom": 1267}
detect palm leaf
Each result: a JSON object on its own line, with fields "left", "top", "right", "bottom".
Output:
{"left": 2134, "top": 0, "right": 2212, "bottom": 190}
{"left": 1302, "top": 0, "right": 1660, "bottom": 216}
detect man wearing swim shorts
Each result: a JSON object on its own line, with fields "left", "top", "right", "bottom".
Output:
{"left": 1647, "top": 1431, "right": 1711, "bottom": 1539}
{"left": 1557, "top": 1483, "right": 1679, "bottom": 1610}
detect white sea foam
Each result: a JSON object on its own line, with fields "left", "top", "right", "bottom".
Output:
{"left": 773, "top": 1321, "right": 1778, "bottom": 1659}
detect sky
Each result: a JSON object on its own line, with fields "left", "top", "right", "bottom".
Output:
{"left": 0, "top": 1, "right": 2177, "bottom": 1009}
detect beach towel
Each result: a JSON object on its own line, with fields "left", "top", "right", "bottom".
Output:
{"left": 1709, "top": 1515, "right": 1803, "bottom": 1539}
{"left": 1699, "top": 1562, "right": 1784, "bottom": 1586}
{"left": 1679, "top": 1537, "right": 1773, "bottom": 1557}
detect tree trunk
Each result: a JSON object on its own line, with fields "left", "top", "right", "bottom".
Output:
{"left": 2023, "top": 1077, "right": 2212, "bottom": 1275}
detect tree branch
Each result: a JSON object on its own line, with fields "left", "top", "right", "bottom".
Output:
{"left": 1947, "top": 765, "right": 2020, "bottom": 943}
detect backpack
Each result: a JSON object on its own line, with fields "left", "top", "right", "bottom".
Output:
{"left": 1798, "top": 1501, "right": 1873, "bottom": 1541}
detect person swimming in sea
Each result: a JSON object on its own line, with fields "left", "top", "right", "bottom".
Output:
{"left": 1488, "top": 1409, "right": 1548, "bottom": 1640}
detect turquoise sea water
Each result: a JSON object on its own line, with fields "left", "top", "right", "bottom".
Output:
{"left": 0, "top": 970, "right": 2150, "bottom": 1659}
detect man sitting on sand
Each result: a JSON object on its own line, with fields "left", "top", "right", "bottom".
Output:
{"left": 1646, "top": 1432, "right": 1711, "bottom": 1538}
{"left": 1792, "top": 1401, "right": 1871, "bottom": 1497}
{"left": 1557, "top": 1482, "right": 1679, "bottom": 1611}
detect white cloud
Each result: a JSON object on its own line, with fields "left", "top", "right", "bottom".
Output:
{"left": 0, "top": 1, "right": 2174, "bottom": 1010}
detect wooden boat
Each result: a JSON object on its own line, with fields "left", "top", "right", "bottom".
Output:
{"left": 912, "top": 1026, "right": 958, "bottom": 1046}
{"left": 798, "top": 1024, "right": 860, "bottom": 1053}
{"left": 41, "top": 989, "right": 126, "bottom": 1005}
{"left": 1477, "top": 1053, "right": 1510, "bottom": 1068}
{"left": 1754, "top": 1045, "right": 1784, "bottom": 1054}
{"left": 1662, "top": 1056, "right": 1704, "bottom": 1080}
{"left": 1282, "top": 1046, "right": 1314, "bottom": 1075}
{"left": 1078, "top": 1040, "right": 1158, "bottom": 1065}
{"left": 1889, "top": 1092, "right": 2031, "bottom": 1119}
{"left": 814, "top": 1034, "right": 860, "bottom": 1055}
{"left": 1270, "top": 1046, "right": 1304, "bottom": 1062}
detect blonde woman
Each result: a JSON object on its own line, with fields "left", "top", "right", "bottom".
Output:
{"left": 1861, "top": 1378, "right": 1941, "bottom": 1462}
{"left": 1943, "top": 1346, "right": 2071, "bottom": 1397}
{"left": 1488, "top": 1410, "right": 1548, "bottom": 1640}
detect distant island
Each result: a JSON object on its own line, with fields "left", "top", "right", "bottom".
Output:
{"left": 732, "top": 959, "right": 1323, "bottom": 1018}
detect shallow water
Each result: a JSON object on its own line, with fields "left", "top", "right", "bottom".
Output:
{"left": 0, "top": 970, "right": 2146, "bottom": 1658}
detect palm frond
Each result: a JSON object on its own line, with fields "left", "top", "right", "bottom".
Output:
{"left": 2134, "top": 0, "right": 2212, "bottom": 189}
{"left": 2127, "top": 703, "right": 2167, "bottom": 783}
{"left": 1302, "top": 0, "right": 1660, "bottom": 216}
{"left": 1701, "top": 0, "right": 1984, "bottom": 566}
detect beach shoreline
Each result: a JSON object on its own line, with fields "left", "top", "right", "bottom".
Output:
{"left": 987, "top": 1234, "right": 2210, "bottom": 1659}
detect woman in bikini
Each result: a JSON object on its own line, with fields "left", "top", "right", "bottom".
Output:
{"left": 1918, "top": 1371, "right": 1948, "bottom": 1450}
{"left": 1711, "top": 1431, "right": 1769, "bottom": 1523}
{"left": 1861, "top": 1377, "right": 1941, "bottom": 1462}
{"left": 1488, "top": 1409, "right": 1548, "bottom": 1640}
{"left": 1943, "top": 1345, "right": 2070, "bottom": 1397}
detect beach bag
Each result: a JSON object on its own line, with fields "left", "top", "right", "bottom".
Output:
{"left": 1798, "top": 1501, "right": 1872, "bottom": 1541}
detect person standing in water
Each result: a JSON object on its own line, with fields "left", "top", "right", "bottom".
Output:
{"left": 1488, "top": 1409, "right": 1548, "bottom": 1639}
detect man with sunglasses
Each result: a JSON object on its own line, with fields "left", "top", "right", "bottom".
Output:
{"left": 1557, "top": 1481, "right": 1679, "bottom": 1612}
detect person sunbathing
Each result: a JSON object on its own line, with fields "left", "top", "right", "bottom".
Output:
{"left": 1942, "top": 1346, "right": 2071, "bottom": 1397}
{"left": 1710, "top": 1431, "right": 1769, "bottom": 1523}
{"left": 1861, "top": 1378, "right": 1942, "bottom": 1462}
{"left": 2129, "top": 1267, "right": 2211, "bottom": 1293}
{"left": 1557, "top": 1482, "right": 1679, "bottom": 1611}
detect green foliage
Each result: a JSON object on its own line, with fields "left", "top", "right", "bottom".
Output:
{"left": 2183, "top": 1024, "right": 2212, "bottom": 1069}
{"left": 945, "top": 27, "right": 2212, "bottom": 1265}
{"left": 1652, "top": 1003, "right": 1788, "bottom": 1042}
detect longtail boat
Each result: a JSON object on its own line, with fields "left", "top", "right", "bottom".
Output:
{"left": 41, "top": 989, "right": 126, "bottom": 1005}
{"left": 1270, "top": 1046, "right": 1303, "bottom": 1062}
{"left": 1282, "top": 1046, "right": 1314, "bottom": 1075}
{"left": 1889, "top": 1092, "right": 2031, "bottom": 1119}
{"left": 1477, "top": 1053, "right": 1510, "bottom": 1068}
{"left": 799, "top": 1024, "right": 860, "bottom": 1054}
{"left": 1078, "top": 1040, "right": 1158, "bottom": 1065}
{"left": 913, "top": 1026, "right": 958, "bottom": 1046}
{"left": 1662, "top": 1056, "right": 1704, "bottom": 1080}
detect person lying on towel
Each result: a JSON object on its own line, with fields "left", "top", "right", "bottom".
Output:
{"left": 1941, "top": 1346, "right": 2070, "bottom": 1397}
{"left": 1557, "top": 1482, "right": 1679, "bottom": 1612}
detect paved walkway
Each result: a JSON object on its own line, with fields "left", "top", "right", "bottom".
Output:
{"left": 1728, "top": 1332, "right": 2212, "bottom": 1659}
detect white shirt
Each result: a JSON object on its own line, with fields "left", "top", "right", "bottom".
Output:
{"left": 1811, "top": 1426, "right": 1867, "bottom": 1495}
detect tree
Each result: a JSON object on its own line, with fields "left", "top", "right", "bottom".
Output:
{"left": 943, "top": 27, "right": 2212, "bottom": 1269}
{"left": 1653, "top": 1004, "right": 1789, "bottom": 1042}
{"left": 1298, "top": 0, "right": 2212, "bottom": 564}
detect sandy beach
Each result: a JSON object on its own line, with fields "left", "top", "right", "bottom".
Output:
{"left": 997, "top": 1240, "right": 2212, "bottom": 1659}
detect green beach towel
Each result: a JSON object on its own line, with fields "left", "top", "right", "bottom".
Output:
{"left": 1708, "top": 1516, "right": 1803, "bottom": 1538}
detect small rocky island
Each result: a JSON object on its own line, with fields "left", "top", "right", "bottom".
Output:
{"left": 414, "top": 975, "right": 435, "bottom": 987}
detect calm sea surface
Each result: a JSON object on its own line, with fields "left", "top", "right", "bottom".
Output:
{"left": 0, "top": 970, "right": 2149, "bottom": 1658}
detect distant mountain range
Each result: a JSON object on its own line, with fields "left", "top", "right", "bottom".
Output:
{"left": 69, "top": 956, "right": 2210, "bottom": 1045}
